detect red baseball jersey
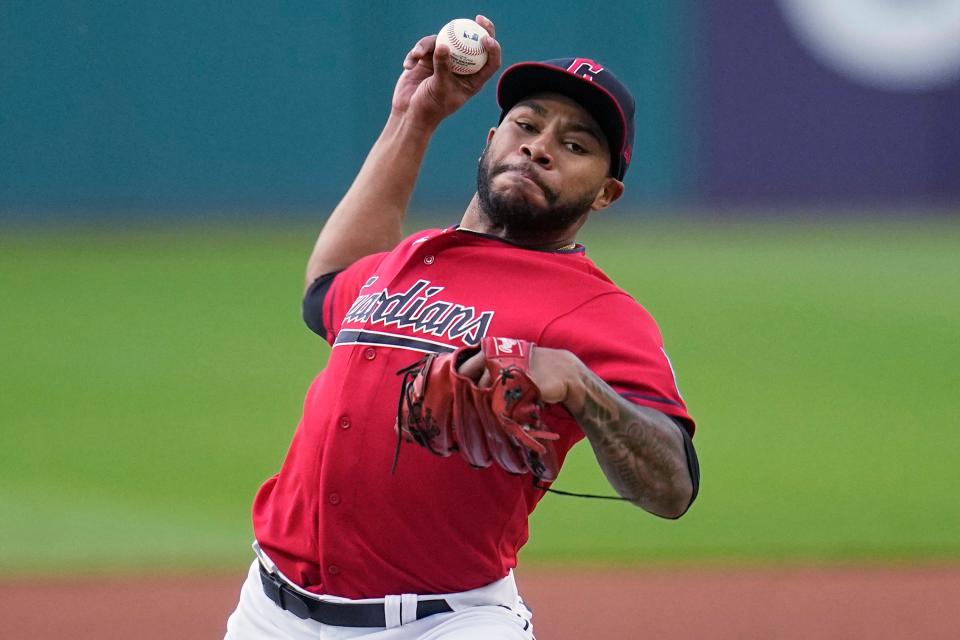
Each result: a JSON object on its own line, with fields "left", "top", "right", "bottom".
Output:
{"left": 252, "top": 227, "right": 694, "bottom": 599}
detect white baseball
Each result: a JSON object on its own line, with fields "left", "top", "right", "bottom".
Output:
{"left": 436, "top": 18, "right": 489, "bottom": 75}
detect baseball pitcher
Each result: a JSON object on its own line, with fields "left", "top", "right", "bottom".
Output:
{"left": 225, "top": 15, "right": 700, "bottom": 639}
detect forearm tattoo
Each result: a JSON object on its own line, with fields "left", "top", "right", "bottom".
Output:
{"left": 572, "top": 373, "right": 691, "bottom": 516}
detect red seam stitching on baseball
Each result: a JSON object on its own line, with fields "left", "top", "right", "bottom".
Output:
{"left": 445, "top": 23, "right": 484, "bottom": 56}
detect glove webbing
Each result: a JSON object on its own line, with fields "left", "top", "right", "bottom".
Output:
{"left": 393, "top": 356, "right": 434, "bottom": 474}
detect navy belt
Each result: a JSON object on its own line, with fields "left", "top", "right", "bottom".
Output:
{"left": 258, "top": 562, "right": 453, "bottom": 627}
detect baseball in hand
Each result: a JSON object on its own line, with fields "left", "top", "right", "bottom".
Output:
{"left": 436, "top": 18, "right": 490, "bottom": 75}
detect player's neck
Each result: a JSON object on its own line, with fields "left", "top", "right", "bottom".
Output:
{"left": 460, "top": 195, "right": 578, "bottom": 251}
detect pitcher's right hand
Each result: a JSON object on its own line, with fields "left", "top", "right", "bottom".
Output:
{"left": 391, "top": 15, "right": 501, "bottom": 131}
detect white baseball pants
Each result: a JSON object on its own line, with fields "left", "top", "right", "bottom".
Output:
{"left": 224, "top": 559, "right": 535, "bottom": 640}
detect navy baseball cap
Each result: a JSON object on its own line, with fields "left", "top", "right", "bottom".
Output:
{"left": 496, "top": 58, "right": 636, "bottom": 181}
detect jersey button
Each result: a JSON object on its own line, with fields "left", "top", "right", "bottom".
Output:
{"left": 339, "top": 416, "right": 351, "bottom": 429}
{"left": 328, "top": 564, "right": 340, "bottom": 576}
{"left": 329, "top": 492, "right": 341, "bottom": 505}
{"left": 364, "top": 348, "right": 376, "bottom": 360}
{"left": 423, "top": 255, "right": 435, "bottom": 265}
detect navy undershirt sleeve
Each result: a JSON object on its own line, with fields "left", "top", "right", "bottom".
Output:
{"left": 672, "top": 417, "right": 700, "bottom": 514}
{"left": 302, "top": 271, "right": 343, "bottom": 337}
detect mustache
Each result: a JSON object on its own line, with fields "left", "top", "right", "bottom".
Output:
{"left": 488, "top": 163, "right": 556, "bottom": 202}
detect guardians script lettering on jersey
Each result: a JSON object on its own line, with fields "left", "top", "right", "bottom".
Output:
{"left": 343, "top": 279, "right": 494, "bottom": 345}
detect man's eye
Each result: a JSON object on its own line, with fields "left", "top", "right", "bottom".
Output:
{"left": 565, "top": 141, "right": 587, "bottom": 154}
{"left": 516, "top": 121, "right": 536, "bottom": 133}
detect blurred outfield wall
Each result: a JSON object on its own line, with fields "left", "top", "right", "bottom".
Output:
{"left": 0, "top": 1, "right": 693, "bottom": 214}
{"left": 1, "top": 1, "right": 958, "bottom": 218}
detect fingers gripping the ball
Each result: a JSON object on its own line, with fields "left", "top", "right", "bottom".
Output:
{"left": 402, "top": 35, "right": 437, "bottom": 71}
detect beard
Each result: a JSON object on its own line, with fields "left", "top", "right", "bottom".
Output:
{"left": 475, "top": 147, "right": 596, "bottom": 242}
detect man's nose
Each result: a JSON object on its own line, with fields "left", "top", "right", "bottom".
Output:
{"left": 519, "top": 138, "right": 553, "bottom": 168}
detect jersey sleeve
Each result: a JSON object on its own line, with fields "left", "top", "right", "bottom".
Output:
{"left": 539, "top": 292, "right": 695, "bottom": 434}
{"left": 302, "top": 252, "right": 387, "bottom": 345}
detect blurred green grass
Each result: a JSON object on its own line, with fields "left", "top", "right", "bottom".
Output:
{"left": 1, "top": 217, "right": 958, "bottom": 574}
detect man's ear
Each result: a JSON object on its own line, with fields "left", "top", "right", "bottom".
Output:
{"left": 486, "top": 127, "right": 497, "bottom": 144}
{"left": 590, "top": 178, "right": 625, "bottom": 212}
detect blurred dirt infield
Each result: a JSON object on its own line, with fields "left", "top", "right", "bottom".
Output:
{"left": 2, "top": 566, "right": 958, "bottom": 639}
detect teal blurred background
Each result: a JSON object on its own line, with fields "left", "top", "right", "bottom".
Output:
{"left": 1, "top": 1, "right": 958, "bottom": 575}
{"left": 1, "top": 1, "right": 694, "bottom": 213}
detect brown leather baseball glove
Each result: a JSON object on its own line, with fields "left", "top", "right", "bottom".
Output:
{"left": 395, "top": 337, "right": 560, "bottom": 482}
